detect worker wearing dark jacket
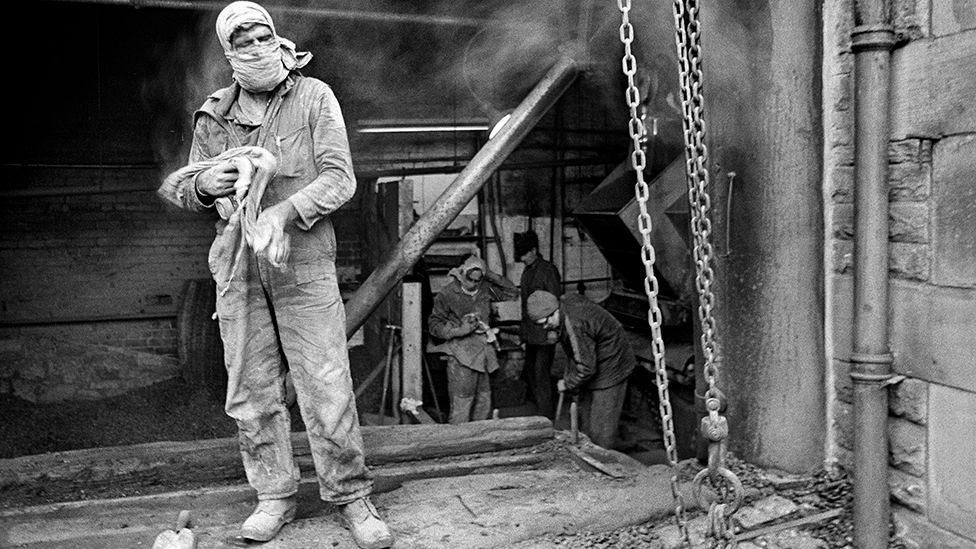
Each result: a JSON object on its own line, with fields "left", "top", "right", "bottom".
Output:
{"left": 526, "top": 290, "right": 636, "bottom": 448}
{"left": 515, "top": 230, "right": 562, "bottom": 419}
{"left": 429, "top": 255, "right": 518, "bottom": 423}
{"left": 158, "top": 3, "right": 392, "bottom": 548}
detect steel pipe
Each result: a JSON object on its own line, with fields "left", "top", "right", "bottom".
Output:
{"left": 849, "top": 4, "right": 896, "bottom": 547}
{"left": 45, "top": 0, "right": 505, "bottom": 28}
{"left": 344, "top": 54, "right": 579, "bottom": 337}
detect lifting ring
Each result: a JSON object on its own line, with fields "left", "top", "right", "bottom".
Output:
{"left": 691, "top": 466, "right": 745, "bottom": 515}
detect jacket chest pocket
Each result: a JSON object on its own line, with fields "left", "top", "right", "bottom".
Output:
{"left": 273, "top": 125, "right": 315, "bottom": 178}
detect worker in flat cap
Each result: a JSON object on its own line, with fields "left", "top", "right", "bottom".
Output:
{"left": 514, "top": 230, "right": 562, "bottom": 419}
{"left": 526, "top": 290, "right": 636, "bottom": 448}
{"left": 159, "top": 2, "right": 393, "bottom": 547}
{"left": 428, "top": 255, "right": 518, "bottom": 423}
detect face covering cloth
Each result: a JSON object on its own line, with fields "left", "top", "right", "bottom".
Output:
{"left": 215, "top": 1, "right": 312, "bottom": 92}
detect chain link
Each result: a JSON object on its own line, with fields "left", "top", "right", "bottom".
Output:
{"left": 616, "top": 0, "right": 689, "bottom": 543}
{"left": 671, "top": 0, "right": 742, "bottom": 544}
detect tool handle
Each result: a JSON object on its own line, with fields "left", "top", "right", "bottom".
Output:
{"left": 570, "top": 401, "right": 579, "bottom": 444}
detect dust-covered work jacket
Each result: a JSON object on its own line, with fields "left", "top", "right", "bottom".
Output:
{"left": 167, "top": 74, "right": 356, "bottom": 283}
{"left": 557, "top": 294, "right": 636, "bottom": 393}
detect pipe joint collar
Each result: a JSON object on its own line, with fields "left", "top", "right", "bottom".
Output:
{"left": 851, "top": 25, "right": 895, "bottom": 52}
{"left": 850, "top": 352, "right": 894, "bottom": 383}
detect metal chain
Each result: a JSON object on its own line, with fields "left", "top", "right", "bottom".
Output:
{"left": 616, "top": 0, "right": 690, "bottom": 543}
{"left": 671, "top": 0, "right": 742, "bottom": 544}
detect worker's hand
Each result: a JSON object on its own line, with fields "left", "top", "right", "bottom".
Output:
{"left": 252, "top": 202, "right": 298, "bottom": 268}
{"left": 196, "top": 161, "right": 239, "bottom": 198}
{"left": 452, "top": 315, "right": 479, "bottom": 337}
{"left": 556, "top": 379, "right": 567, "bottom": 393}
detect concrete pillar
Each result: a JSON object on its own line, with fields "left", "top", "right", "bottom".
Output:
{"left": 701, "top": 0, "right": 825, "bottom": 471}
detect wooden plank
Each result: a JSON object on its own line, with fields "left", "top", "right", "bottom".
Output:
{"left": 891, "top": 30, "right": 976, "bottom": 139}
{"left": 0, "top": 417, "right": 554, "bottom": 489}
{"left": 401, "top": 282, "right": 423, "bottom": 405}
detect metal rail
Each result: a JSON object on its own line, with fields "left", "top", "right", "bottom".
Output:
{"left": 44, "top": 0, "right": 506, "bottom": 28}
{"left": 344, "top": 54, "right": 579, "bottom": 337}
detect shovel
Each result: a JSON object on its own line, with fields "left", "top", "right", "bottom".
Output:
{"left": 152, "top": 510, "right": 197, "bottom": 549}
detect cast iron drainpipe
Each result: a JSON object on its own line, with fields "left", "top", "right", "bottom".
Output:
{"left": 343, "top": 53, "right": 580, "bottom": 337}
{"left": 849, "top": 2, "right": 896, "bottom": 546}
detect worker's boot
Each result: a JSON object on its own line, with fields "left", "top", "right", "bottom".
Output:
{"left": 240, "top": 496, "right": 297, "bottom": 541}
{"left": 339, "top": 497, "right": 395, "bottom": 549}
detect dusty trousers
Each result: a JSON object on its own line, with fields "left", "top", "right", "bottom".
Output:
{"left": 523, "top": 344, "right": 557, "bottom": 419}
{"left": 577, "top": 380, "right": 628, "bottom": 449}
{"left": 445, "top": 356, "right": 492, "bottom": 424}
{"left": 216, "top": 254, "right": 372, "bottom": 504}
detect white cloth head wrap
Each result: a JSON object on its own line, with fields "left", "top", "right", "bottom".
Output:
{"left": 215, "top": 1, "right": 312, "bottom": 91}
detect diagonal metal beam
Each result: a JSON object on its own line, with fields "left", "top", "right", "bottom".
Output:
{"left": 344, "top": 54, "right": 580, "bottom": 337}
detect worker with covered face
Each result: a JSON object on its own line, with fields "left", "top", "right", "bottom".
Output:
{"left": 526, "top": 290, "right": 636, "bottom": 448}
{"left": 158, "top": 2, "right": 393, "bottom": 547}
{"left": 428, "top": 255, "right": 518, "bottom": 424}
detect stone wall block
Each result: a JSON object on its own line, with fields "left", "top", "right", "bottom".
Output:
{"left": 828, "top": 115, "right": 854, "bottom": 148}
{"left": 832, "top": 71, "right": 852, "bottom": 112}
{"left": 893, "top": 507, "right": 976, "bottom": 548}
{"left": 889, "top": 161, "right": 931, "bottom": 201}
{"left": 890, "top": 467, "right": 927, "bottom": 513}
{"left": 888, "top": 417, "right": 927, "bottom": 477}
{"left": 892, "top": 0, "right": 931, "bottom": 41}
{"left": 831, "top": 165, "right": 854, "bottom": 203}
{"left": 889, "top": 242, "right": 931, "bottom": 281}
{"left": 831, "top": 203, "right": 854, "bottom": 240}
{"left": 932, "top": 134, "right": 976, "bottom": 287}
{"left": 890, "top": 377, "right": 928, "bottom": 425}
{"left": 833, "top": 359, "right": 853, "bottom": 404}
{"left": 889, "top": 203, "right": 929, "bottom": 243}
{"left": 832, "top": 144, "right": 854, "bottom": 167}
{"left": 831, "top": 239, "right": 853, "bottom": 274}
{"left": 933, "top": 0, "right": 976, "bottom": 36}
{"left": 889, "top": 139, "right": 932, "bottom": 164}
{"left": 832, "top": 400, "right": 854, "bottom": 451}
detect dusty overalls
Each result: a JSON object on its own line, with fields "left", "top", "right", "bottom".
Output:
{"left": 427, "top": 266, "right": 517, "bottom": 423}
{"left": 173, "top": 74, "right": 372, "bottom": 504}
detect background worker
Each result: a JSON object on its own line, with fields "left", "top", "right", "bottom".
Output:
{"left": 160, "top": 2, "right": 392, "bottom": 547}
{"left": 526, "top": 290, "right": 636, "bottom": 449}
{"left": 428, "top": 255, "right": 518, "bottom": 423}
{"left": 514, "top": 230, "right": 562, "bottom": 419}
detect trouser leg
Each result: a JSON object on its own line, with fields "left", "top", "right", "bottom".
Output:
{"left": 524, "top": 344, "right": 556, "bottom": 418}
{"left": 218, "top": 277, "right": 299, "bottom": 500}
{"left": 471, "top": 371, "right": 493, "bottom": 421}
{"left": 446, "top": 357, "right": 478, "bottom": 424}
{"left": 271, "top": 272, "right": 373, "bottom": 504}
{"left": 578, "top": 380, "right": 628, "bottom": 449}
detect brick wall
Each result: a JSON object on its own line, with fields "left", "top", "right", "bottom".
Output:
{"left": 824, "top": 0, "right": 976, "bottom": 545}
{"left": 0, "top": 166, "right": 364, "bottom": 358}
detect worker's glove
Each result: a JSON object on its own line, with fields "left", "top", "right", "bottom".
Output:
{"left": 556, "top": 379, "right": 567, "bottom": 393}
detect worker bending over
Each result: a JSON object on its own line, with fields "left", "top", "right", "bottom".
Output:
{"left": 428, "top": 255, "right": 518, "bottom": 423}
{"left": 526, "top": 290, "right": 636, "bottom": 449}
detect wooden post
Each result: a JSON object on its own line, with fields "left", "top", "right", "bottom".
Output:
{"left": 401, "top": 282, "right": 423, "bottom": 410}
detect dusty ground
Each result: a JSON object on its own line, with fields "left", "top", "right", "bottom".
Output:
{"left": 0, "top": 347, "right": 384, "bottom": 459}
{"left": 0, "top": 346, "right": 911, "bottom": 548}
